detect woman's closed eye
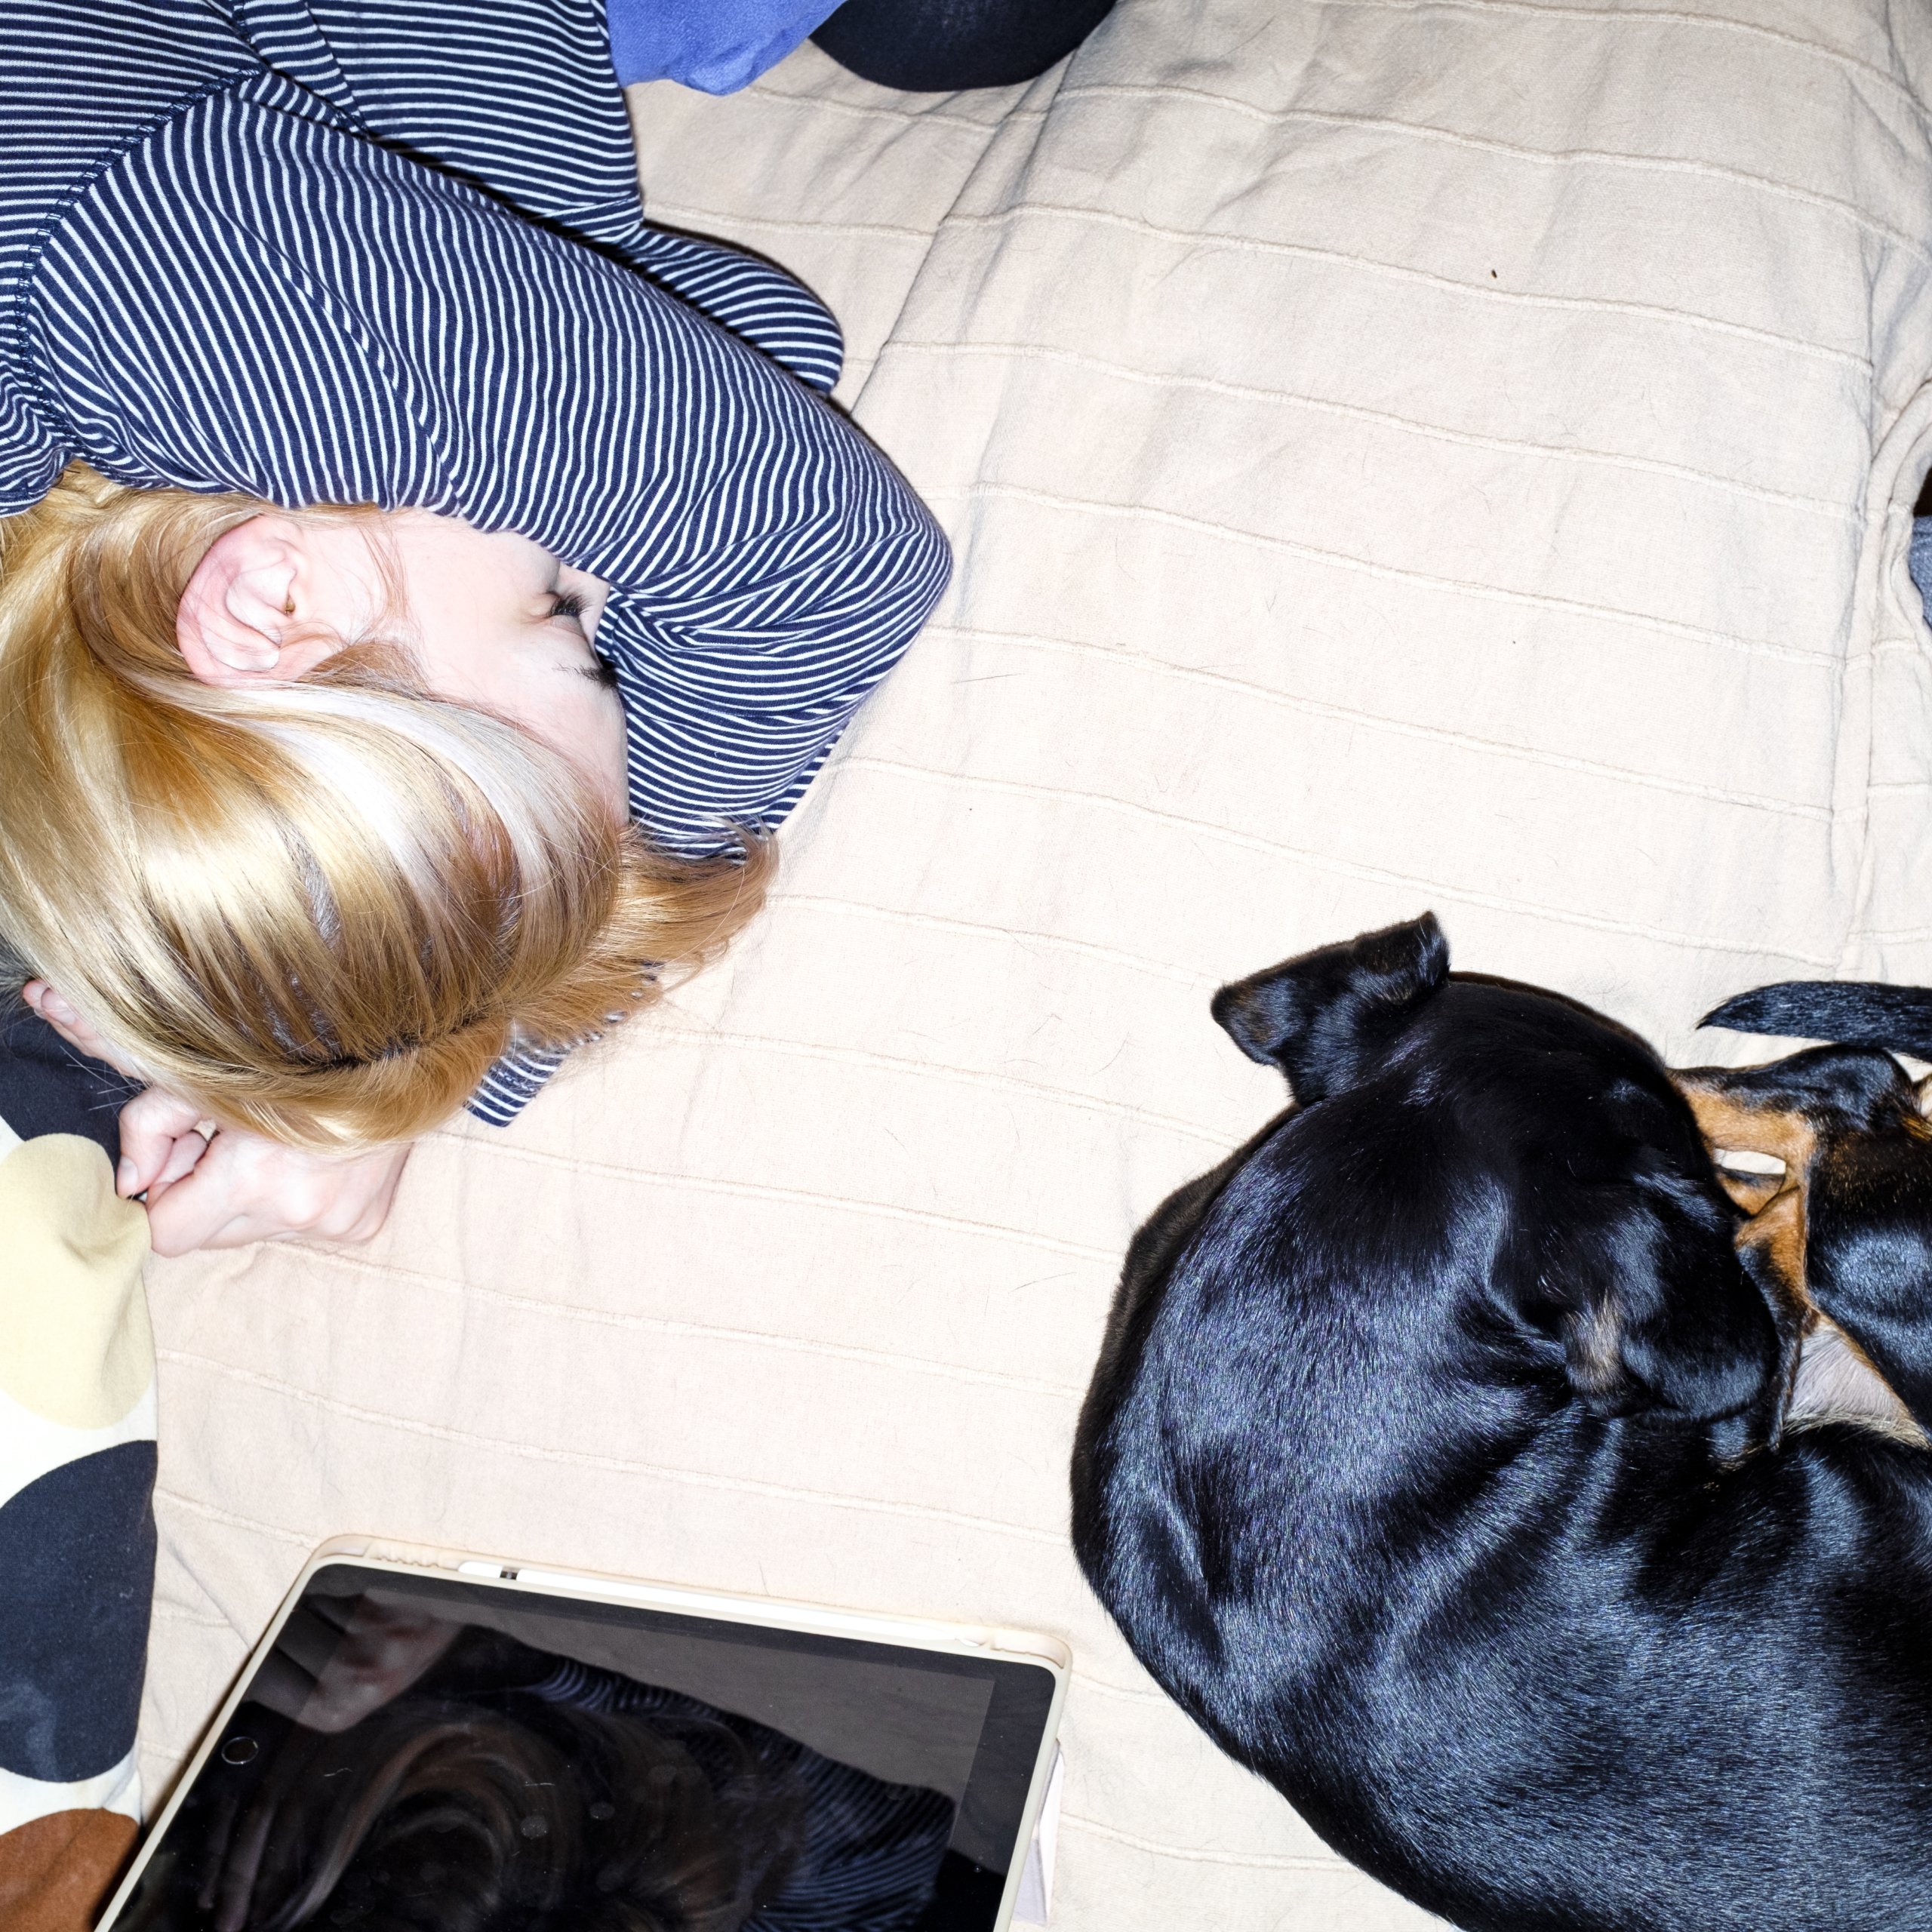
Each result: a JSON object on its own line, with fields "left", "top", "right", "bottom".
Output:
{"left": 540, "top": 584, "right": 617, "bottom": 686}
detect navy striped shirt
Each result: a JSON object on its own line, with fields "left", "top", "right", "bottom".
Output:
{"left": 0, "top": 0, "right": 950, "bottom": 1123}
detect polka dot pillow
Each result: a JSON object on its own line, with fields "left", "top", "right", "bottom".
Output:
{"left": 0, "top": 1004, "right": 152, "bottom": 1932}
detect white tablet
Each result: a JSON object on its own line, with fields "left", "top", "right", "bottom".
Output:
{"left": 100, "top": 1537, "right": 1069, "bottom": 1932}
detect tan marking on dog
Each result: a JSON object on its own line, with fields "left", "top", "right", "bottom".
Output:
{"left": 1564, "top": 1297, "right": 1624, "bottom": 1399}
{"left": 1732, "top": 1173, "right": 1923, "bottom": 1447}
{"left": 1670, "top": 1072, "right": 1930, "bottom": 1447}
{"left": 1672, "top": 1079, "right": 1818, "bottom": 1181}
{"left": 1710, "top": 1152, "right": 1785, "bottom": 1218}
{"left": 1739, "top": 1188, "right": 1810, "bottom": 1316}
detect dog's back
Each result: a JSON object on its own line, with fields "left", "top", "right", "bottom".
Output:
{"left": 1073, "top": 918, "right": 1932, "bottom": 1932}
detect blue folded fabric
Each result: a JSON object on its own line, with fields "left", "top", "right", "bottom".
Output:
{"left": 1912, "top": 515, "right": 1932, "bottom": 632}
{"left": 608, "top": 0, "right": 844, "bottom": 93}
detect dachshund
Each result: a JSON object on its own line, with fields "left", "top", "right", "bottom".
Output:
{"left": 1071, "top": 915, "right": 1932, "bottom": 1932}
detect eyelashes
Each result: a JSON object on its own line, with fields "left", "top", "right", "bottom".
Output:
{"left": 552, "top": 586, "right": 615, "bottom": 685}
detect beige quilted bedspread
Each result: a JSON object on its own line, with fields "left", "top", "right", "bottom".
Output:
{"left": 140, "top": 2, "right": 1932, "bottom": 1924}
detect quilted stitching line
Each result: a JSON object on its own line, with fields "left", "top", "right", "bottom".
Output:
{"left": 641, "top": 198, "right": 941, "bottom": 246}
{"left": 838, "top": 758, "right": 1848, "bottom": 966}
{"left": 916, "top": 622, "right": 1836, "bottom": 821}
{"left": 925, "top": 479, "right": 1843, "bottom": 667}
{"left": 888, "top": 340, "right": 1859, "bottom": 521}
{"left": 414, "top": 1135, "right": 1122, "bottom": 1262}
{"left": 154, "top": 1351, "right": 1070, "bottom": 1545}
{"left": 1058, "top": 1813, "right": 1350, "bottom": 1872}
{"left": 217, "top": 1242, "right": 1092, "bottom": 1401}
{"left": 634, "top": 1026, "right": 1234, "bottom": 1145}
{"left": 1048, "top": 85, "right": 1932, "bottom": 266}
{"left": 937, "top": 205, "right": 1874, "bottom": 373}
{"left": 771, "top": 895, "right": 1213, "bottom": 988}
{"left": 738, "top": 81, "right": 1040, "bottom": 135}
{"left": 1321, "top": 0, "right": 1932, "bottom": 131}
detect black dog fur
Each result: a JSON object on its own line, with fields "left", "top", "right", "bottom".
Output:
{"left": 1071, "top": 916, "right": 1932, "bottom": 1932}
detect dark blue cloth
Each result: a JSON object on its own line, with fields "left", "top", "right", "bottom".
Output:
{"left": 1912, "top": 515, "right": 1932, "bottom": 631}
{"left": 0, "top": 0, "right": 950, "bottom": 1124}
{"left": 0, "top": 1040, "right": 155, "bottom": 1814}
{"left": 608, "top": 0, "right": 841, "bottom": 91}
{"left": 0, "top": 1443, "right": 156, "bottom": 1784}
{"left": 605, "top": 0, "right": 1119, "bottom": 96}
{"left": 0, "top": 1004, "right": 141, "bottom": 1164}
{"left": 812, "top": 0, "right": 1118, "bottom": 91}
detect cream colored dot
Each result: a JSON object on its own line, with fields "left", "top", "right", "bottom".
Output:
{"left": 0, "top": 1135, "right": 152, "bottom": 1427}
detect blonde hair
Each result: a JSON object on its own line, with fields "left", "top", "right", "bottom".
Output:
{"left": 0, "top": 464, "right": 769, "bottom": 1148}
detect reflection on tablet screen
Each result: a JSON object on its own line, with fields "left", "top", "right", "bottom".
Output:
{"left": 113, "top": 1567, "right": 1047, "bottom": 1932}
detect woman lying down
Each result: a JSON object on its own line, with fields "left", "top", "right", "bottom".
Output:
{"left": 0, "top": 0, "right": 973, "bottom": 1252}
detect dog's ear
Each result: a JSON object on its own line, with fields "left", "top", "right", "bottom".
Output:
{"left": 1211, "top": 914, "right": 1448, "bottom": 1103}
{"left": 1550, "top": 1167, "right": 1786, "bottom": 1432}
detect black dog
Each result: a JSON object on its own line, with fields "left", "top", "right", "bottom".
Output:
{"left": 1071, "top": 915, "right": 1932, "bottom": 1932}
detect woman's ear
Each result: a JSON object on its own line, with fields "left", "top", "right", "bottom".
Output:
{"left": 175, "top": 515, "right": 340, "bottom": 686}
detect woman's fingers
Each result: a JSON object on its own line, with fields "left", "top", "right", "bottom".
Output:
{"left": 245, "top": 1644, "right": 325, "bottom": 1726}
{"left": 257, "top": 1599, "right": 356, "bottom": 1699}
{"left": 117, "top": 1094, "right": 414, "bottom": 1249}
{"left": 141, "top": 1133, "right": 414, "bottom": 1255}
{"left": 211, "top": 1761, "right": 285, "bottom": 1932}
{"left": 143, "top": 1124, "right": 212, "bottom": 1206}
{"left": 115, "top": 1087, "right": 211, "bottom": 1198}
{"left": 290, "top": 1601, "right": 462, "bottom": 1734}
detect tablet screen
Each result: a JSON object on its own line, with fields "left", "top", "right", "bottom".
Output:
{"left": 107, "top": 1561, "right": 1058, "bottom": 1932}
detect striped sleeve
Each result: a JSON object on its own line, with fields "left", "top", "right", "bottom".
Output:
{"left": 20, "top": 71, "right": 949, "bottom": 1124}
{"left": 237, "top": 0, "right": 844, "bottom": 390}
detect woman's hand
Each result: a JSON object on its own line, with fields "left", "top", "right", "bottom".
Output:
{"left": 19, "top": 983, "right": 411, "bottom": 1253}
{"left": 117, "top": 1088, "right": 411, "bottom": 1254}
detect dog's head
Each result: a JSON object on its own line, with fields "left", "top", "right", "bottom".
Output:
{"left": 1674, "top": 1045, "right": 1932, "bottom": 1446}
{"left": 1214, "top": 915, "right": 1786, "bottom": 1436}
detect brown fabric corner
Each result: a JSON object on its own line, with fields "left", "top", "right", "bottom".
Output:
{"left": 0, "top": 1809, "right": 137, "bottom": 1932}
